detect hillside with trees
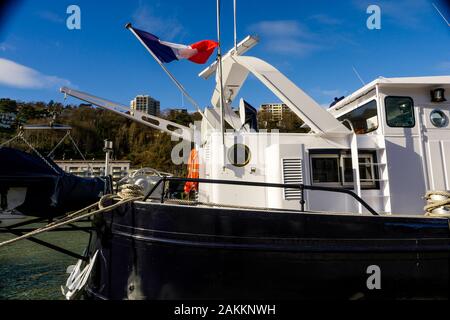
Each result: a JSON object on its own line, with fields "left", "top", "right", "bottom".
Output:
{"left": 0, "top": 99, "right": 202, "bottom": 175}
{"left": 1, "top": 99, "right": 307, "bottom": 175}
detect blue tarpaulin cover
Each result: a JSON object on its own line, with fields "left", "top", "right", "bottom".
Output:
{"left": 0, "top": 147, "right": 107, "bottom": 217}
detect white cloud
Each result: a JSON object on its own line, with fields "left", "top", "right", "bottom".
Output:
{"left": 0, "top": 42, "right": 14, "bottom": 52}
{"left": 249, "top": 20, "right": 313, "bottom": 39}
{"left": 309, "top": 14, "right": 343, "bottom": 26}
{"left": 248, "top": 20, "right": 320, "bottom": 57}
{"left": 319, "top": 89, "right": 345, "bottom": 97}
{"left": 263, "top": 38, "right": 319, "bottom": 56}
{"left": 132, "top": 4, "right": 183, "bottom": 40}
{"left": 438, "top": 61, "right": 450, "bottom": 70}
{"left": 313, "top": 88, "right": 347, "bottom": 108}
{"left": 37, "top": 10, "right": 64, "bottom": 24}
{"left": 0, "top": 58, "right": 72, "bottom": 89}
{"left": 355, "top": 0, "right": 431, "bottom": 28}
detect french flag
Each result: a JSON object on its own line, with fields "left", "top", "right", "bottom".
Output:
{"left": 128, "top": 25, "right": 218, "bottom": 64}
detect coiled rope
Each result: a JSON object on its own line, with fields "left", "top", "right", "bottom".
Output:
{"left": 424, "top": 190, "right": 450, "bottom": 217}
{"left": 0, "top": 184, "right": 144, "bottom": 248}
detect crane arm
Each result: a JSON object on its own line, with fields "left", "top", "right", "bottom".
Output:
{"left": 60, "top": 87, "right": 193, "bottom": 142}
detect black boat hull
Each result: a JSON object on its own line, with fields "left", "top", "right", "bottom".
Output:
{"left": 85, "top": 202, "right": 450, "bottom": 300}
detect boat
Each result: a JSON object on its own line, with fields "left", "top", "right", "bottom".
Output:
{"left": 3, "top": 2, "right": 449, "bottom": 300}
{"left": 0, "top": 146, "right": 109, "bottom": 219}
{"left": 56, "top": 22, "right": 450, "bottom": 299}
{"left": 0, "top": 125, "right": 111, "bottom": 221}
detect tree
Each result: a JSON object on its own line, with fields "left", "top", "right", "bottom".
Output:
{"left": 0, "top": 98, "right": 17, "bottom": 113}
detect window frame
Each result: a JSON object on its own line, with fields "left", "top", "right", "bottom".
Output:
{"left": 384, "top": 96, "right": 415, "bottom": 128}
{"left": 337, "top": 99, "right": 379, "bottom": 134}
{"left": 341, "top": 154, "right": 377, "bottom": 188}
{"left": 309, "top": 150, "right": 380, "bottom": 190}
{"left": 227, "top": 143, "right": 251, "bottom": 167}
{"left": 310, "top": 153, "right": 341, "bottom": 188}
{"left": 430, "top": 109, "right": 448, "bottom": 128}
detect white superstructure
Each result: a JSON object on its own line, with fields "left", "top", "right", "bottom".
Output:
{"left": 61, "top": 36, "right": 450, "bottom": 216}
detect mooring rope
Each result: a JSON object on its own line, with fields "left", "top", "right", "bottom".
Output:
{"left": 0, "top": 132, "right": 23, "bottom": 148}
{"left": 424, "top": 190, "right": 450, "bottom": 217}
{"left": 165, "top": 198, "right": 288, "bottom": 212}
{"left": 0, "top": 184, "right": 144, "bottom": 248}
{"left": 0, "top": 131, "right": 60, "bottom": 174}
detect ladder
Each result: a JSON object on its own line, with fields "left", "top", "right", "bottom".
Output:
{"left": 374, "top": 136, "right": 392, "bottom": 214}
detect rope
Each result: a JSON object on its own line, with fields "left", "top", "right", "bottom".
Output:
{"left": 47, "top": 131, "right": 94, "bottom": 175}
{"left": 1, "top": 131, "right": 60, "bottom": 174}
{"left": 116, "top": 184, "right": 145, "bottom": 199}
{"left": 0, "top": 132, "right": 23, "bottom": 148}
{"left": 164, "top": 198, "right": 285, "bottom": 212}
{"left": 0, "top": 184, "right": 144, "bottom": 248}
{"left": 2, "top": 130, "right": 92, "bottom": 175}
{"left": 423, "top": 191, "right": 450, "bottom": 217}
{"left": 18, "top": 134, "right": 61, "bottom": 174}
{"left": 47, "top": 131, "right": 71, "bottom": 158}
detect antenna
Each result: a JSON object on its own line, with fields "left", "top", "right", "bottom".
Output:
{"left": 432, "top": 2, "right": 450, "bottom": 26}
{"left": 352, "top": 66, "right": 366, "bottom": 86}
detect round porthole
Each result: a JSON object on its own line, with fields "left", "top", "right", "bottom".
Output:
{"left": 430, "top": 109, "right": 448, "bottom": 128}
{"left": 228, "top": 144, "right": 251, "bottom": 167}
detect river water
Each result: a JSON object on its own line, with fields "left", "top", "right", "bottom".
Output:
{"left": 0, "top": 227, "right": 89, "bottom": 300}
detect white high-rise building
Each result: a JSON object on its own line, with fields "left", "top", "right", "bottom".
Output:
{"left": 260, "top": 103, "right": 290, "bottom": 121}
{"left": 130, "top": 95, "right": 160, "bottom": 116}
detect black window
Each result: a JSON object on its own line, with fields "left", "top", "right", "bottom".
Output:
{"left": 311, "top": 155, "right": 340, "bottom": 185}
{"left": 310, "top": 151, "right": 379, "bottom": 189}
{"left": 385, "top": 96, "right": 415, "bottom": 128}
{"left": 337, "top": 100, "right": 378, "bottom": 134}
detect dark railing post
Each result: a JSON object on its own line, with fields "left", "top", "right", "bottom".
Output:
{"left": 160, "top": 176, "right": 166, "bottom": 204}
{"left": 300, "top": 184, "right": 305, "bottom": 212}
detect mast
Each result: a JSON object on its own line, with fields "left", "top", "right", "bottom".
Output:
{"left": 233, "top": 0, "right": 238, "bottom": 52}
{"left": 216, "top": 0, "right": 226, "bottom": 165}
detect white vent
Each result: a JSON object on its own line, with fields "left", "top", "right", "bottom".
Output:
{"left": 282, "top": 158, "right": 303, "bottom": 200}
{"left": 204, "top": 142, "right": 211, "bottom": 162}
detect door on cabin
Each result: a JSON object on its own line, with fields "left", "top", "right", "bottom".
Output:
{"left": 419, "top": 104, "right": 450, "bottom": 191}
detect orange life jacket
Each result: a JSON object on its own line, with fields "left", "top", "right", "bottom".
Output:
{"left": 184, "top": 148, "right": 199, "bottom": 194}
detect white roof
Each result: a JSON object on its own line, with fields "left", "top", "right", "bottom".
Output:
{"left": 329, "top": 76, "right": 450, "bottom": 111}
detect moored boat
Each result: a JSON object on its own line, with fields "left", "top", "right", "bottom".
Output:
{"left": 82, "top": 180, "right": 450, "bottom": 300}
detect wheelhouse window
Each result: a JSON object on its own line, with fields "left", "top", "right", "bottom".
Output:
{"left": 385, "top": 96, "right": 415, "bottom": 128}
{"left": 337, "top": 100, "right": 378, "bottom": 134}
{"left": 310, "top": 151, "right": 379, "bottom": 189}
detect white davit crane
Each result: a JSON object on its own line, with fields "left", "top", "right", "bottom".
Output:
{"left": 60, "top": 87, "right": 194, "bottom": 142}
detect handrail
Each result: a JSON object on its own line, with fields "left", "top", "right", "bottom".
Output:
{"left": 142, "top": 177, "right": 379, "bottom": 216}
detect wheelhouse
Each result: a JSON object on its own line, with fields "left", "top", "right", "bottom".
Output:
{"left": 199, "top": 70, "right": 450, "bottom": 216}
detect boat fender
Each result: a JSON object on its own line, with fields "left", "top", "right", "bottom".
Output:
{"left": 184, "top": 149, "right": 199, "bottom": 194}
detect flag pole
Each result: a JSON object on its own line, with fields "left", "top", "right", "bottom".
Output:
{"left": 216, "top": 0, "right": 226, "bottom": 167}
{"left": 125, "top": 23, "right": 210, "bottom": 125}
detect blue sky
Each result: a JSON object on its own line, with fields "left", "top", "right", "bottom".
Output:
{"left": 0, "top": 0, "right": 449, "bottom": 111}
